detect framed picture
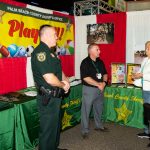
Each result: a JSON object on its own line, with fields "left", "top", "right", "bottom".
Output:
{"left": 87, "top": 23, "right": 114, "bottom": 44}
{"left": 111, "top": 63, "right": 126, "bottom": 84}
{"left": 127, "top": 63, "right": 141, "bottom": 85}
{"left": 134, "top": 50, "right": 146, "bottom": 64}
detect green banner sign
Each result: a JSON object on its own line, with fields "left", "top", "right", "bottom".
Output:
{"left": 103, "top": 86, "right": 144, "bottom": 129}
{"left": 61, "top": 84, "right": 82, "bottom": 130}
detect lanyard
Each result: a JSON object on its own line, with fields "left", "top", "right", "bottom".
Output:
{"left": 91, "top": 60, "right": 100, "bottom": 73}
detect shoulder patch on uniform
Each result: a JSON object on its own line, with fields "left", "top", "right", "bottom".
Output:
{"left": 37, "top": 52, "right": 46, "bottom": 62}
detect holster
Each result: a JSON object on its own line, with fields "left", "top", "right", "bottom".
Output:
{"left": 39, "top": 86, "right": 65, "bottom": 106}
{"left": 42, "top": 94, "right": 51, "bottom": 106}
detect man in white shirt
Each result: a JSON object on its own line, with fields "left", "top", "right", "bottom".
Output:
{"left": 133, "top": 41, "right": 150, "bottom": 139}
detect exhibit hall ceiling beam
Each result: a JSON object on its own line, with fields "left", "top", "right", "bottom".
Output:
{"left": 74, "top": 0, "right": 122, "bottom": 16}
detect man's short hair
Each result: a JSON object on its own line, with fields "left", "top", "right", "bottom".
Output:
{"left": 39, "top": 24, "right": 53, "bottom": 37}
{"left": 88, "top": 43, "right": 99, "bottom": 51}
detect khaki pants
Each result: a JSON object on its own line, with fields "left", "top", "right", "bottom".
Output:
{"left": 81, "top": 85, "right": 104, "bottom": 134}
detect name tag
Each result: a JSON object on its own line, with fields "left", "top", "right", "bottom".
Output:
{"left": 96, "top": 73, "right": 102, "bottom": 79}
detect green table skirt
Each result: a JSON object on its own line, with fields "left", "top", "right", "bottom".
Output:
{"left": 0, "top": 85, "right": 82, "bottom": 150}
{"left": 103, "top": 86, "right": 144, "bottom": 129}
{"left": 0, "top": 98, "right": 39, "bottom": 150}
{"left": 0, "top": 107, "right": 15, "bottom": 150}
{"left": 0, "top": 85, "right": 145, "bottom": 150}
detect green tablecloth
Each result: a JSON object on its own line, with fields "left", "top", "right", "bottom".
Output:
{"left": 0, "top": 96, "right": 39, "bottom": 150}
{"left": 0, "top": 107, "right": 15, "bottom": 150}
{"left": 0, "top": 85, "right": 144, "bottom": 150}
{"left": 103, "top": 86, "right": 144, "bottom": 129}
{"left": 0, "top": 85, "right": 82, "bottom": 150}
{"left": 61, "top": 84, "right": 82, "bottom": 130}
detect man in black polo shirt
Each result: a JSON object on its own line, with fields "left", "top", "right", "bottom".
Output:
{"left": 80, "top": 43, "right": 108, "bottom": 138}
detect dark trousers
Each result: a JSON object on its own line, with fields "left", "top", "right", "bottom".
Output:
{"left": 144, "top": 103, "right": 150, "bottom": 128}
{"left": 37, "top": 95, "right": 62, "bottom": 150}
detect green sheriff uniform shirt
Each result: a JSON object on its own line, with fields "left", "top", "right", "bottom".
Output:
{"left": 31, "top": 41, "right": 62, "bottom": 89}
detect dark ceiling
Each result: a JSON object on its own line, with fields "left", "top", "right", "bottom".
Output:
{"left": 14, "top": 0, "right": 137, "bottom": 14}
{"left": 15, "top": 0, "right": 76, "bottom": 14}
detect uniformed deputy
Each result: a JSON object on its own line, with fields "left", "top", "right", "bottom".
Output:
{"left": 31, "top": 25, "right": 70, "bottom": 150}
{"left": 80, "top": 43, "right": 108, "bottom": 139}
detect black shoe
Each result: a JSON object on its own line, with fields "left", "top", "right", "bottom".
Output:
{"left": 95, "top": 127, "right": 109, "bottom": 132}
{"left": 57, "top": 148, "right": 68, "bottom": 150}
{"left": 137, "top": 132, "right": 150, "bottom": 138}
{"left": 82, "top": 133, "right": 89, "bottom": 139}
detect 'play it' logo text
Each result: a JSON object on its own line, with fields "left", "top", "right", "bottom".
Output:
{"left": 8, "top": 20, "right": 39, "bottom": 44}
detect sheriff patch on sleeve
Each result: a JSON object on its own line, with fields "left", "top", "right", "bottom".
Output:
{"left": 37, "top": 52, "right": 46, "bottom": 62}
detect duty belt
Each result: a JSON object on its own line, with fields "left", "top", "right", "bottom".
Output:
{"left": 39, "top": 86, "right": 65, "bottom": 98}
{"left": 38, "top": 86, "right": 65, "bottom": 106}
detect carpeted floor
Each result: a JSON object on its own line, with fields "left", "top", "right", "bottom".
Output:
{"left": 59, "top": 121, "right": 150, "bottom": 150}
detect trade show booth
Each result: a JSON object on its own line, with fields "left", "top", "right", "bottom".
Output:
{"left": 1, "top": 0, "right": 150, "bottom": 149}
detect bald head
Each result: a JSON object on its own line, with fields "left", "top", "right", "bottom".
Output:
{"left": 88, "top": 43, "right": 99, "bottom": 51}
{"left": 39, "top": 24, "right": 58, "bottom": 48}
{"left": 88, "top": 43, "right": 100, "bottom": 59}
{"left": 145, "top": 41, "right": 150, "bottom": 49}
{"left": 145, "top": 41, "right": 150, "bottom": 58}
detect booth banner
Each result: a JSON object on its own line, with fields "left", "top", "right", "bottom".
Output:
{"left": 61, "top": 84, "right": 82, "bottom": 130}
{"left": 103, "top": 86, "right": 144, "bottom": 129}
{"left": 0, "top": 2, "right": 74, "bottom": 58}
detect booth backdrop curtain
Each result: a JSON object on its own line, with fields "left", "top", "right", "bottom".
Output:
{"left": 0, "top": 58, "right": 27, "bottom": 94}
{"left": 97, "top": 13, "right": 126, "bottom": 78}
{"left": 126, "top": 10, "right": 150, "bottom": 63}
{"left": 26, "top": 58, "right": 35, "bottom": 87}
{"left": 75, "top": 15, "right": 97, "bottom": 78}
{"left": 60, "top": 55, "right": 75, "bottom": 77}
{"left": 75, "top": 13, "right": 126, "bottom": 79}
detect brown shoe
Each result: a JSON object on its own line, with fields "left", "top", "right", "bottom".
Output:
{"left": 95, "top": 127, "right": 109, "bottom": 132}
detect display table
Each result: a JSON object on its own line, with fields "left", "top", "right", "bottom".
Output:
{"left": 103, "top": 86, "right": 144, "bottom": 129}
{"left": 0, "top": 85, "right": 82, "bottom": 150}
{"left": 0, "top": 96, "right": 39, "bottom": 150}
{"left": 0, "top": 85, "right": 144, "bottom": 150}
